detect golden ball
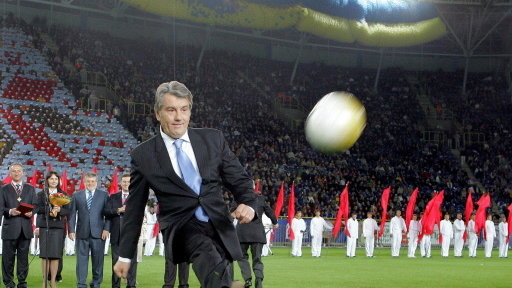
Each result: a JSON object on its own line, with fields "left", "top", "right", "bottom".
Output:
{"left": 305, "top": 91, "right": 366, "bottom": 152}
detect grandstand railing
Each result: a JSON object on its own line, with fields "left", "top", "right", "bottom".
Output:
{"left": 127, "top": 101, "right": 153, "bottom": 116}
{"left": 422, "top": 130, "right": 447, "bottom": 145}
{"left": 80, "top": 70, "right": 107, "bottom": 87}
{"left": 463, "top": 132, "right": 485, "bottom": 146}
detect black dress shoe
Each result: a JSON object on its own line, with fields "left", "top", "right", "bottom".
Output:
{"left": 244, "top": 279, "right": 252, "bottom": 288}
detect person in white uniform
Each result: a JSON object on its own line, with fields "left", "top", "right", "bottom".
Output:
{"left": 143, "top": 205, "right": 158, "bottom": 256}
{"left": 346, "top": 213, "right": 359, "bottom": 258}
{"left": 419, "top": 213, "right": 431, "bottom": 258}
{"left": 407, "top": 214, "right": 421, "bottom": 258}
{"left": 440, "top": 213, "right": 453, "bottom": 257}
{"left": 484, "top": 214, "right": 496, "bottom": 258}
{"left": 390, "top": 210, "right": 407, "bottom": 257}
{"left": 290, "top": 211, "right": 306, "bottom": 257}
{"left": 362, "top": 212, "right": 378, "bottom": 257}
{"left": 452, "top": 212, "right": 465, "bottom": 257}
{"left": 467, "top": 213, "right": 478, "bottom": 257}
{"left": 498, "top": 215, "right": 508, "bottom": 258}
{"left": 309, "top": 210, "right": 332, "bottom": 257}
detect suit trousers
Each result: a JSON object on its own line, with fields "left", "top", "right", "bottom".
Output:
{"left": 174, "top": 219, "right": 233, "bottom": 288}
{"left": 238, "top": 243, "right": 264, "bottom": 282}
{"left": 76, "top": 237, "right": 106, "bottom": 288}
{"left": 2, "top": 237, "right": 30, "bottom": 288}
{"left": 163, "top": 259, "right": 189, "bottom": 288}
{"left": 111, "top": 243, "right": 138, "bottom": 288}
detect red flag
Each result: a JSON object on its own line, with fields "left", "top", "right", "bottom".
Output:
{"left": 274, "top": 183, "right": 285, "bottom": 218}
{"left": 108, "top": 168, "right": 119, "bottom": 195}
{"left": 2, "top": 175, "right": 12, "bottom": 184}
{"left": 60, "top": 170, "right": 68, "bottom": 194}
{"left": 378, "top": 187, "right": 392, "bottom": 238}
{"left": 332, "top": 184, "right": 350, "bottom": 238}
{"left": 29, "top": 169, "right": 39, "bottom": 187}
{"left": 287, "top": 183, "right": 296, "bottom": 240}
{"left": 437, "top": 209, "right": 443, "bottom": 244}
{"left": 46, "top": 163, "right": 52, "bottom": 173}
{"left": 78, "top": 172, "right": 86, "bottom": 191}
{"left": 474, "top": 193, "right": 491, "bottom": 235}
{"left": 405, "top": 188, "right": 419, "bottom": 231}
{"left": 507, "top": 204, "right": 512, "bottom": 242}
{"left": 420, "top": 190, "right": 445, "bottom": 238}
{"left": 152, "top": 222, "right": 160, "bottom": 238}
{"left": 254, "top": 179, "right": 261, "bottom": 194}
{"left": 463, "top": 189, "right": 474, "bottom": 242}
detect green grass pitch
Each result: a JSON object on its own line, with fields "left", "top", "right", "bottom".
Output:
{"left": 23, "top": 247, "right": 510, "bottom": 288}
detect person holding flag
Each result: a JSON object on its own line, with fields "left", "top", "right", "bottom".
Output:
{"left": 346, "top": 212, "right": 359, "bottom": 258}
{"left": 467, "top": 213, "right": 478, "bottom": 257}
{"left": 484, "top": 214, "right": 496, "bottom": 258}
{"left": 390, "top": 210, "right": 407, "bottom": 257}
{"left": 453, "top": 212, "right": 465, "bottom": 257}
{"left": 362, "top": 212, "right": 378, "bottom": 257}
{"left": 310, "top": 210, "right": 332, "bottom": 257}
{"left": 290, "top": 211, "right": 306, "bottom": 257}
{"left": 407, "top": 214, "right": 420, "bottom": 258}
{"left": 440, "top": 213, "right": 453, "bottom": 257}
{"left": 498, "top": 215, "right": 508, "bottom": 258}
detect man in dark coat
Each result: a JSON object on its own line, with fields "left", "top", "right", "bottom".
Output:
{"left": 236, "top": 193, "right": 277, "bottom": 288}
{"left": 114, "top": 81, "right": 256, "bottom": 288}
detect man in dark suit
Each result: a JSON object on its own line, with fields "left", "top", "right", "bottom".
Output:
{"left": 105, "top": 174, "right": 138, "bottom": 288}
{"left": 237, "top": 193, "right": 277, "bottom": 288}
{"left": 0, "top": 163, "right": 37, "bottom": 288}
{"left": 163, "top": 260, "right": 189, "bottom": 288}
{"left": 69, "top": 172, "right": 110, "bottom": 288}
{"left": 114, "top": 81, "right": 257, "bottom": 288}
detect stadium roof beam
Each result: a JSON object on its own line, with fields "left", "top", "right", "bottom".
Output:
{"left": 289, "top": 33, "right": 308, "bottom": 86}
{"left": 196, "top": 26, "right": 214, "bottom": 73}
{"left": 421, "top": 0, "right": 512, "bottom": 6}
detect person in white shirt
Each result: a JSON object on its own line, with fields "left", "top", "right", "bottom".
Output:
{"left": 407, "top": 214, "right": 421, "bottom": 258}
{"left": 143, "top": 205, "right": 158, "bottom": 256}
{"left": 452, "top": 212, "right": 465, "bottom": 257}
{"left": 467, "top": 213, "right": 478, "bottom": 257}
{"left": 346, "top": 213, "right": 359, "bottom": 258}
{"left": 390, "top": 210, "right": 407, "bottom": 257}
{"left": 309, "top": 210, "right": 332, "bottom": 257}
{"left": 498, "top": 215, "right": 508, "bottom": 258}
{"left": 419, "top": 213, "right": 431, "bottom": 258}
{"left": 440, "top": 213, "right": 453, "bottom": 257}
{"left": 484, "top": 214, "right": 496, "bottom": 258}
{"left": 291, "top": 211, "right": 306, "bottom": 257}
{"left": 362, "top": 212, "right": 378, "bottom": 257}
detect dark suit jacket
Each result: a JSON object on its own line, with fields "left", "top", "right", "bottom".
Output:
{"left": 0, "top": 183, "right": 37, "bottom": 240}
{"left": 68, "top": 189, "right": 110, "bottom": 239}
{"left": 36, "top": 190, "right": 70, "bottom": 229}
{"left": 119, "top": 128, "right": 257, "bottom": 263}
{"left": 237, "top": 194, "right": 277, "bottom": 244}
{"left": 104, "top": 192, "right": 124, "bottom": 245}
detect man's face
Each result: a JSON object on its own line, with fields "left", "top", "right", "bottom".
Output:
{"left": 121, "top": 176, "right": 130, "bottom": 192}
{"left": 412, "top": 215, "right": 417, "bottom": 221}
{"left": 9, "top": 165, "right": 24, "bottom": 182}
{"left": 367, "top": 213, "right": 373, "bottom": 219}
{"left": 396, "top": 211, "right": 401, "bottom": 217}
{"left": 471, "top": 214, "right": 475, "bottom": 220}
{"left": 352, "top": 214, "right": 357, "bottom": 219}
{"left": 156, "top": 93, "right": 191, "bottom": 139}
{"left": 315, "top": 211, "right": 320, "bottom": 217}
{"left": 85, "top": 176, "right": 98, "bottom": 192}
{"left": 445, "top": 214, "right": 450, "bottom": 220}
{"left": 457, "top": 213, "right": 462, "bottom": 220}
{"left": 296, "top": 212, "right": 302, "bottom": 219}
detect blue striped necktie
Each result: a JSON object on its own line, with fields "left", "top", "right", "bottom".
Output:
{"left": 174, "top": 139, "right": 208, "bottom": 222}
{"left": 86, "top": 190, "right": 93, "bottom": 210}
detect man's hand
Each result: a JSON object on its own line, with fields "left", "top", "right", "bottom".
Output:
{"left": 230, "top": 204, "right": 255, "bottom": 224}
{"left": 68, "top": 233, "right": 76, "bottom": 240}
{"left": 118, "top": 205, "right": 126, "bottom": 214}
{"left": 113, "top": 261, "right": 131, "bottom": 278}
{"left": 24, "top": 211, "right": 33, "bottom": 218}
{"left": 273, "top": 224, "right": 279, "bottom": 229}
{"left": 34, "top": 228, "right": 39, "bottom": 237}
{"left": 10, "top": 209, "right": 21, "bottom": 216}
{"left": 102, "top": 230, "right": 110, "bottom": 240}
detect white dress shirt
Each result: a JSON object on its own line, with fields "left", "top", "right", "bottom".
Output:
{"left": 160, "top": 128, "right": 200, "bottom": 178}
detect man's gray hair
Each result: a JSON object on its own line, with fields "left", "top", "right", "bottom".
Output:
{"left": 154, "top": 81, "right": 193, "bottom": 113}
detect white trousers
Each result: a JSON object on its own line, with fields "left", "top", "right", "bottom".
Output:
{"left": 453, "top": 235, "right": 464, "bottom": 256}
{"left": 65, "top": 236, "right": 75, "bottom": 255}
{"left": 104, "top": 235, "right": 110, "bottom": 254}
{"left": 144, "top": 224, "right": 156, "bottom": 256}
{"left": 499, "top": 236, "right": 508, "bottom": 258}
{"left": 311, "top": 233, "right": 323, "bottom": 257}
{"left": 407, "top": 236, "right": 418, "bottom": 257}
{"left": 484, "top": 236, "right": 494, "bottom": 257}
{"left": 365, "top": 236, "right": 375, "bottom": 257}
{"left": 291, "top": 234, "right": 303, "bottom": 256}
{"left": 158, "top": 232, "right": 164, "bottom": 256}
{"left": 391, "top": 233, "right": 402, "bottom": 256}
{"left": 468, "top": 234, "right": 478, "bottom": 257}
{"left": 441, "top": 236, "right": 451, "bottom": 257}
{"left": 420, "top": 235, "right": 431, "bottom": 257}
{"left": 262, "top": 229, "right": 272, "bottom": 257}
{"left": 346, "top": 237, "right": 357, "bottom": 257}
{"left": 30, "top": 236, "right": 39, "bottom": 255}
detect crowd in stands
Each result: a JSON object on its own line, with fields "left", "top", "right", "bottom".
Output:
{"left": 1, "top": 14, "right": 510, "bottom": 221}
